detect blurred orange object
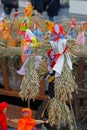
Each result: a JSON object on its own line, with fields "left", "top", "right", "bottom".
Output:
{"left": 2, "top": 29, "right": 10, "bottom": 40}
{"left": 7, "top": 37, "right": 18, "bottom": 48}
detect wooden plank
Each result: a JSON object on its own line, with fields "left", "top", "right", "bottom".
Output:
{"left": 36, "top": 94, "right": 48, "bottom": 100}
{"left": 0, "top": 89, "right": 19, "bottom": 97}
{"left": 40, "top": 78, "right": 45, "bottom": 95}
{"left": 78, "top": 88, "right": 87, "bottom": 93}
{"left": 0, "top": 89, "right": 48, "bottom": 100}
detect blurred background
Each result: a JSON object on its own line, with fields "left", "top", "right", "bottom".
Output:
{"left": 0, "top": 0, "right": 87, "bottom": 21}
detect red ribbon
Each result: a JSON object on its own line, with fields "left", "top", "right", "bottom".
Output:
{"left": 51, "top": 46, "right": 68, "bottom": 68}
{"left": 54, "top": 35, "right": 59, "bottom": 41}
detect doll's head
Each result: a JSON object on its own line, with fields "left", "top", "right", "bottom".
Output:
{"left": 22, "top": 108, "right": 32, "bottom": 118}
{"left": 0, "top": 102, "right": 8, "bottom": 114}
{"left": 45, "top": 20, "right": 54, "bottom": 32}
{"left": 25, "top": 2, "right": 33, "bottom": 17}
{"left": 80, "top": 22, "right": 86, "bottom": 31}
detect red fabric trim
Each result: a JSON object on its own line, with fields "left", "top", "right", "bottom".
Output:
{"left": 51, "top": 46, "right": 68, "bottom": 68}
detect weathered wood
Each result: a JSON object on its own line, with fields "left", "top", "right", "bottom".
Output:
{"left": 1, "top": 58, "right": 10, "bottom": 90}
{"left": 78, "top": 88, "right": 87, "bottom": 93}
{"left": 0, "top": 89, "right": 48, "bottom": 100}
{"left": 77, "top": 57, "right": 84, "bottom": 88}
{"left": 39, "top": 78, "right": 45, "bottom": 95}
{"left": 0, "top": 89, "right": 19, "bottom": 97}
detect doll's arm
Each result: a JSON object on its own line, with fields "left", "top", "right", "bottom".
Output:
{"left": 7, "top": 118, "right": 18, "bottom": 124}
{"left": 36, "top": 120, "right": 48, "bottom": 125}
{"left": 66, "top": 25, "right": 71, "bottom": 36}
{"left": 36, "top": 120, "right": 44, "bottom": 125}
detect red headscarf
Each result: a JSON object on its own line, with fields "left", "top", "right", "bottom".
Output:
{"left": 18, "top": 108, "right": 36, "bottom": 130}
{"left": 0, "top": 102, "right": 8, "bottom": 130}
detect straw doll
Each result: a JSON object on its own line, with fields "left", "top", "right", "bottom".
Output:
{"left": 8, "top": 108, "right": 48, "bottom": 130}
{"left": 77, "top": 23, "right": 85, "bottom": 45}
{"left": 33, "top": 20, "right": 43, "bottom": 41}
{"left": 17, "top": 29, "right": 40, "bottom": 101}
{"left": 18, "top": 2, "right": 33, "bottom": 35}
{"left": 67, "top": 18, "right": 77, "bottom": 39}
{"left": 45, "top": 22, "right": 79, "bottom": 130}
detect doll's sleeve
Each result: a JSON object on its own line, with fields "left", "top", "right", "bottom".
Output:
{"left": 0, "top": 121, "right": 8, "bottom": 130}
{"left": 31, "top": 119, "right": 37, "bottom": 127}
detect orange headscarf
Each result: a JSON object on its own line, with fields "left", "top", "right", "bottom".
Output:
{"left": 18, "top": 108, "right": 36, "bottom": 130}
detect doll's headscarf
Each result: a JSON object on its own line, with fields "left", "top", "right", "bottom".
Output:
{"left": 0, "top": 102, "right": 8, "bottom": 113}
{"left": 0, "top": 102, "right": 8, "bottom": 130}
{"left": 18, "top": 108, "right": 36, "bottom": 130}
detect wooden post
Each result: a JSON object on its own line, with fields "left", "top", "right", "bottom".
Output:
{"left": 1, "top": 58, "right": 10, "bottom": 90}
{"left": 40, "top": 78, "right": 45, "bottom": 96}
{"left": 77, "top": 57, "right": 84, "bottom": 88}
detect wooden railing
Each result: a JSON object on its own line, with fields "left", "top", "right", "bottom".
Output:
{"left": 0, "top": 58, "right": 48, "bottom": 100}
